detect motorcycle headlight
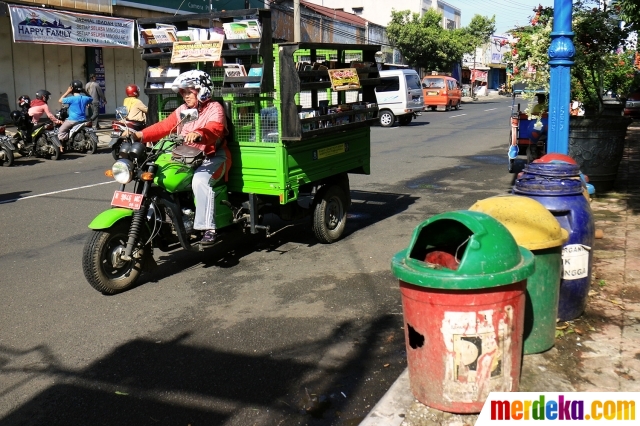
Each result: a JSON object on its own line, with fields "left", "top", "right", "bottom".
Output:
{"left": 112, "top": 159, "right": 134, "bottom": 184}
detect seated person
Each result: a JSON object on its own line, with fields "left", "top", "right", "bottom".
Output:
{"left": 29, "top": 90, "right": 61, "bottom": 126}
{"left": 531, "top": 93, "right": 547, "bottom": 116}
{"left": 123, "top": 84, "right": 148, "bottom": 130}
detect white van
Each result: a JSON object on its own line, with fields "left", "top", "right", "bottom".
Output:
{"left": 375, "top": 69, "right": 424, "bottom": 127}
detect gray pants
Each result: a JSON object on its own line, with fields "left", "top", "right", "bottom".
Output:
{"left": 88, "top": 101, "right": 100, "bottom": 128}
{"left": 57, "top": 120, "right": 78, "bottom": 141}
{"left": 192, "top": 153, "right": 227, "bottom": 231}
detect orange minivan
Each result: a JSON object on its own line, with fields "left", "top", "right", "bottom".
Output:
{"left": 422, "top": 75, "right": 462, "bottom": 111}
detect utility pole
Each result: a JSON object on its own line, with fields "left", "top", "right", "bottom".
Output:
{"left": 294, "top": 0, "right": 300, "bottom": 42}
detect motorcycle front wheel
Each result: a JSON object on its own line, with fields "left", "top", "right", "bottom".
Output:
{"left": 82, "top": 221, "right": 147, "bottom": 294}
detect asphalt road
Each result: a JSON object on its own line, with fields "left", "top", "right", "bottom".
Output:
{"left": 0, "top": 97, "right": 517, "bottom": 426}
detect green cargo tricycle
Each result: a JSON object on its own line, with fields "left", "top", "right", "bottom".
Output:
{"left": 81, "top": 9, "right": 381, "bottom": 294}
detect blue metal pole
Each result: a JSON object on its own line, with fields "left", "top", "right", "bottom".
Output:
{"left": 547, "top": 0, "right": 575, "bottom": 154}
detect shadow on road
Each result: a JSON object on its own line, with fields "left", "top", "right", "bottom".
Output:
{"left": 0, "top": 314, "right": 404, "bottom": 425}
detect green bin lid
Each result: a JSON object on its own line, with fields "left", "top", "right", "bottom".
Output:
{"left": 390, "top": 210, "right": 535, "bottom": 290}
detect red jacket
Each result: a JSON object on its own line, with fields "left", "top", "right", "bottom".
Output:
{"left": 141, "top": 100, "right": 231, "bottom": 179}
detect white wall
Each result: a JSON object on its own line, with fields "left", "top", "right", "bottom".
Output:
{"left": 0, "top": 17, "right": 147, "bottom": 113}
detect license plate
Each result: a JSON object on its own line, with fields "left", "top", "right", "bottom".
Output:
{"left": 427, "top": 92, "right": 438, "bottom": 95}
{"left": 111, "top": 191, "right": 143, "bottom": 210}
{"left": 111, "top": 131, "right": 120, "bottom": 137}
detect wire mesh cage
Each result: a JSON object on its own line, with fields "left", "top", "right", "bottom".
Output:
{"left": 230, "top": 95, "right": 279, "bottom": 143}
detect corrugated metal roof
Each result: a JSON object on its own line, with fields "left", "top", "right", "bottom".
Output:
{"left": 301, "top": 0, "right": 368, "bottom": 27}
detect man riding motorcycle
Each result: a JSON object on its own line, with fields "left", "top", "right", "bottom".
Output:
{"left": 57, "top": 80, "right": 93, "bottom": 150}
{"left": 127, "top": 70, "right": 231, "bottom": 245}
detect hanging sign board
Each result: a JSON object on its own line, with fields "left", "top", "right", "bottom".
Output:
{"left": 327, "top": 68, "right": 361, "bottom": 91}
{"left": 170, "top": 40, "right": 223, "bottom": 63}
{"left": 8, "top": 5, "right": 134, "bottom": 48}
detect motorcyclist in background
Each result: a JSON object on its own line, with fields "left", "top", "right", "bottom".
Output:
{"left": 122, "top": 84, "right": 148, "bottom": 130}
{"left": 29, "top": 90, "right": 62, "bottom": 126}
{"left": 57, "top": 80, "right": 93, "bottom": 151}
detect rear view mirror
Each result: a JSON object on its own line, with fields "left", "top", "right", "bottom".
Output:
{"left": 115, "top": 106, "right": 128, "bottom": 119}
{"left": 180, "top": 108, "right": 199, "bottom": 123}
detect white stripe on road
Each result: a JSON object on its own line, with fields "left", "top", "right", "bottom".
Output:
{"left": 485, "top": 108, "right": 498, "bottom": 111}
{"left": 0, "top": 181, "right": 114, "bottom": 204}
{"left": 449, "top": 114, "right": 467, "bottom": 118}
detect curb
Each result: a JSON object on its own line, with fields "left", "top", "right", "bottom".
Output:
{"left": 359, "top": 368, "right": 413, "bottom": 426}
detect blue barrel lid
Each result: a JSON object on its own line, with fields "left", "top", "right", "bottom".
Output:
{"left": 513, "top": 176, "right": 584, "bottom": 196}
{"left": 523, "top": 162, "right": 581, "bottom": 178}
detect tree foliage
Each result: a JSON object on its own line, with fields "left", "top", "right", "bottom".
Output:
{"left": 386, "top": 9, "right": 493, "bottom": 71}
{"left": 462, "top": 14, "right": 496, "bottom": 47}
{"left": 615, "top": 0, "right": 640, "bottom": 31}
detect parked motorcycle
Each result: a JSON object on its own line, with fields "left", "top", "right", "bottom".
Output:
{"left": 54, "top": 106, "right": 99, "bottom": 154}
{"left": 1, "top": 110, "right": 61, "bottom": 166}
{"left": 109, "top": 106, "right": 146, "bottom": 160}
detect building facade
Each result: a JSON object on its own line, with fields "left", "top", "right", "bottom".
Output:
{"left": 301, "top": 0, "right": 461, "bottom": 29}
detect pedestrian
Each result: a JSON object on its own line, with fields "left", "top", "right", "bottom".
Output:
{"left": 125, "top": 70, "right": 230, "bottom": 246}
{"left": 85, "top": 74, "right": 106, "bottom": 129}
{"left": 123, "top": 84, "right": 147, "bottom": 130}
{"left": 58, "top": 80, "right": 93, "bottom": 150}
{"left": 28, "top": 90, "right": 61, "bottom": 125}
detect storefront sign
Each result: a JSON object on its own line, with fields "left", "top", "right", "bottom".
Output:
{"left": 171, "top": 40, "right": 223, "bottom": 63}
{"left": 9, "top": 5, "right": 134, "bottom": 48}
{"left": 327, "top": 69, "right": 361, "bottom": 91}
{"left": 471, "top": 69, "right": 488, "bottom": 83}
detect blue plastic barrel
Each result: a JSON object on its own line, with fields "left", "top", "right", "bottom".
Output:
{"left": 513, "top": 175, "right": 595, "bottom": 321}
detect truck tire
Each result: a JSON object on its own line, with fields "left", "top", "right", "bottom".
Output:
{"left": 312, "top": 185, "right": 348, "bottom": 244}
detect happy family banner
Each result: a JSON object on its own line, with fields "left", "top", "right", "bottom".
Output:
{"left": 8, "top": 5, "right": 135, "bottom": 48}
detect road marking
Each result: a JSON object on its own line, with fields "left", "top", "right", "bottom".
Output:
{"left": 485, "top": 108, "right": 498, "bottom": 111}
{"left": 449, "top": 114, "right": 467, "bottom": 118}
{"left": 0, "top": 181, "right": 114, "bottom": 204}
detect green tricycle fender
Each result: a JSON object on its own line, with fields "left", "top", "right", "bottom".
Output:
{"left": 88, "top": 208, "right": 133, "bottom": 230}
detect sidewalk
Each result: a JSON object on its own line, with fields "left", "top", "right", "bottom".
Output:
{"left": 361, "top": 123, "right": 640, "bottom": 426}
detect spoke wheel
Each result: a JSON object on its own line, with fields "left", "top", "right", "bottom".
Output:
{"left": 312, "top": 185, "right": 348, "bottom": 244}
{"left": 82, "top": 221, "right": 146, "bottom": 294}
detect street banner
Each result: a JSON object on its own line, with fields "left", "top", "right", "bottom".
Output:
{"left": 471, "top": 69, "right": 488, "bottom": 83}
{"left": 327, "top": 68, "right": 361, "bottom": 91}
{"left": 8, "top": 5, "right": 135, "bottom": 48}
{"left": 170, "top": 40, "right": 223, "bottom": 63}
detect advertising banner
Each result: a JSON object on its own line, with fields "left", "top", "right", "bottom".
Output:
{"left": 490, "top": 35, "right": 510, "bottom": 65}
{"left": 327, "top": 69, "right": 361, "bottom": 91}
{"left": 171, "top": 40, "right": 223, "bottom": 63}
{"left": 9, "top": 5, "right": 134, "bottom": 48}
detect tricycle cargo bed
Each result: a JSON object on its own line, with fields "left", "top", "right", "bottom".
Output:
{"left": 227, "top": 126, "right": 370, "bottom": 204}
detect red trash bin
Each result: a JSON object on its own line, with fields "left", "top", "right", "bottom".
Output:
{"left": 391, "top": 211, "right": 534, "bottom": 414}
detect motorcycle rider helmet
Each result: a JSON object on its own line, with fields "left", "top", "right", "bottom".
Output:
{"left": 17, "top": 95, "right": 31, "bottom": 109}
{"left": 71, "top": 80, "right": 84, "bottom": 93}
{"left": 125, "top": 84, "right": 140, "bottom": 97}
{"left": 171, "top": 70, "right": 212, "bottom": 102}
{"left": 10, "top": 110, "right": 28, "bottom": 126}
{"left": 35, "top": 89, "right": 52, "bottom": 102}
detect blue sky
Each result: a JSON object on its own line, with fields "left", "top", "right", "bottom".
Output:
{"left": 443, "top": 0, "right": 556, "bottom": 35}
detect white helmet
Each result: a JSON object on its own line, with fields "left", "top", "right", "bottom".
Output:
{"left": 172, "top": 70, "right": 212, "bottom": 102}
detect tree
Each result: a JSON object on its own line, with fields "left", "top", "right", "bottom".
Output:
{"left": 386, "top": 9, "right": 474, "bottom": 71}
{"left": 462, "top": 14, "right": 496, "bottom": 48}
{"left": 615, "top": 0, "right": 640, "bottom": 31}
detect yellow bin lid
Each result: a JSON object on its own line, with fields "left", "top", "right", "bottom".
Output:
{"left": 469, "top": 195, "right": 569, "bottom": 250}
